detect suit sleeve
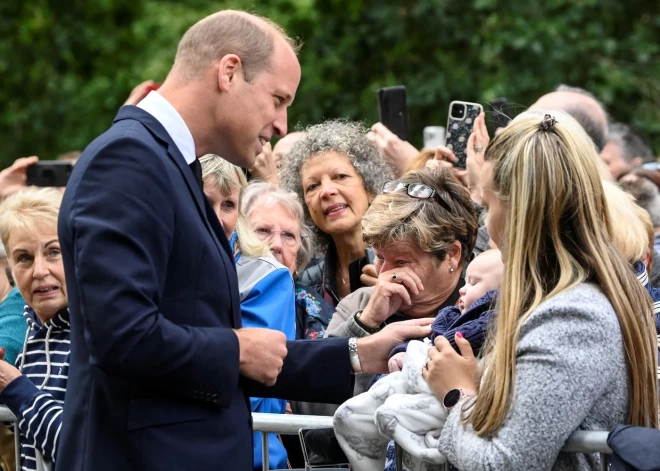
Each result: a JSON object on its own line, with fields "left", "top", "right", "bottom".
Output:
{"left": 61, "top": 135, "right": 240, "bottom": 406}
{"left": 245, "top": 337, "right": 354, "bottom": 404}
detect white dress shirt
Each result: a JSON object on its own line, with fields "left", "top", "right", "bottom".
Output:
{"left": 137, "top": 91, "right": 196, "bottom": 165}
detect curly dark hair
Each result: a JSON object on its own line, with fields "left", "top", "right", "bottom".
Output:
{"left": 280, "top": 119, "right": 395, "bottom": 252}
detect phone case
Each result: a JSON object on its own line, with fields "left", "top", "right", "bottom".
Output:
{"left": 378, "top": 86, "right": 410, "bottom": 142}
{"left": 446, "top": 101, "right": 483, "bottom": 168}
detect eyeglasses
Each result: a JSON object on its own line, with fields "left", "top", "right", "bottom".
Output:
{"left": 381, "top": 180, "right": 452, "bottom": 212}
{"left": 254, "top": 228, "right": 305, "bottom": 247}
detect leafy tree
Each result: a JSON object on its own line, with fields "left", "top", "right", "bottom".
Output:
{"left": 0, "top": 0, "right": 658, "bottom": 168}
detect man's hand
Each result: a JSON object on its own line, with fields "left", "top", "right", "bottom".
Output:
{"left": 248, "top": 142, "right": 279, "bottom": 185}
{"left": 356, "top": 318, "right": 433, "bottom": 374}
{"left": 367, "top": 123, "right": 419, "bottom": 177}
{"left": 0, "top": 348, "right": 21, "bottom": 393}
{"left": 0, "top": 156, "right": 39, "bottom": 199}
{"left": 235, "top": 328, "right": 288, "bottom": 386}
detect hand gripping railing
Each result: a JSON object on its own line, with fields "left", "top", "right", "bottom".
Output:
{"left": 252, "top": 412, "right": 613, "bottom": 471}
{"left": 0, "top": 407, "right": 613, "bottom": 471}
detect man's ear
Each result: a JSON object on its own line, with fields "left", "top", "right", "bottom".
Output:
{"left": 217, "top": 54, "right": 243, "bottom": 92}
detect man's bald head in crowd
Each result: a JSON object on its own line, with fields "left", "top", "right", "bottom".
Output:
{"left": 530, "top": 85, "right": 609, "bottom": 151}
{"left": 273, "top": 131, "right": 306, "bottom": 169}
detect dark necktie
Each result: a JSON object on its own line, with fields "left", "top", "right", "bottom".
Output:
{"left": 189, "top": 158, "right": 203, "bottom": 191}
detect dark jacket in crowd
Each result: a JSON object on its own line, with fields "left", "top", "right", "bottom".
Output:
{"left": 608, "top": 424, "right": 660, "bottom": 471}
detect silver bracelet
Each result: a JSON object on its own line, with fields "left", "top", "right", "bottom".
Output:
{"left": 348, "top": 337, "right": 363, "bottom": 374}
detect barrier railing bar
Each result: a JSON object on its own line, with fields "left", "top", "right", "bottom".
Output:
{"left": 0, "top": 407, "right": 614, "bottom": 471}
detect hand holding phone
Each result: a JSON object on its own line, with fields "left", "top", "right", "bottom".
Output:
{"left": 26, "top": 161, "right": 73, "bottom": 187}
{"left": 446, "top": 101, "right": 484, "bottom": 168}
{"left": 377, "top": 86, "right": 410, "bottom": 142}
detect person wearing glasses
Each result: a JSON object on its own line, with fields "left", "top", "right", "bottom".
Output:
{"left": 281, "top": 119, "right": 396, "bottom": 306}
{"left": 326, "top": 167, "right": 478, "bottom": 341}
{"left": 200, "top": 154, "right": 296, "bottom": 471}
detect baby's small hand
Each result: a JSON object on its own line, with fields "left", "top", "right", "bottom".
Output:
{"left": 388, "top": 352, "right": 406, "bottom": 373}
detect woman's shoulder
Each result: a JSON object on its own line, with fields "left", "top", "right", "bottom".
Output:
{"left": 235, "top": 255, "right": 292, "bottom": 295}
{"left": 522, "top": 283, "right": 620, "bottom": 341}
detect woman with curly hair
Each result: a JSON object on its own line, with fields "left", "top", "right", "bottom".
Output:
{"left": 281, "top": 119, "right": 395, "bottom": 306}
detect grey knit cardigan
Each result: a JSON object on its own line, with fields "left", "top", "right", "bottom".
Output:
{"left": 439, "top": 282, "right": 631, "bottom": 471}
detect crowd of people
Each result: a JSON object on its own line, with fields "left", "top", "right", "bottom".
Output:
{"left": 1, "top": 8, "right": 660, "bottom": 471}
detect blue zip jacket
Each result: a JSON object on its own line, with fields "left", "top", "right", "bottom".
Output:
{"left": 232, "top": 234, "right": 296, "bottom": 471}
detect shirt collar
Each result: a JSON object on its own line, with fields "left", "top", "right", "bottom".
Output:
{"left": 137, "top": 91, "right": 196, "bottom": 165}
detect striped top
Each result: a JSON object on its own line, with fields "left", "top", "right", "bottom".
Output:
{"left": 0, "top": 306, "right": 70, "bottom": 471}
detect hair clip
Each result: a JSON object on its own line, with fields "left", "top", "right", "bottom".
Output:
{"left": 539, "top": 114, "right": 558, "bottom": 132}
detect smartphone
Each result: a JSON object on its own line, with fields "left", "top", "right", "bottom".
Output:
{"left": 377, "top": 86, "right": 410, "bottom": 142}
{"left": 348, "top": 250, "right": 376, "bottom": 293}
{"left": 446, "top": 101, "right": 484, "bottom": 168}
{"left": 423, "top": 126, "right": 446, "bottom": 149}
{"left": 487, "top": 97, "right": 510, "bottom": 135}
{"left": 26, "top": 161, "right": 73, "bottom": 187}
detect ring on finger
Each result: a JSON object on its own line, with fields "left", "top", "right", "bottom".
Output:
{"left": 424, "top": 358, "right": 431, "bottom": 370}
{"left": 474, "top": 145, "right": 484, "bottom": 153}
{"left": 391, "top": 274, "right": 398, "bottom": 280}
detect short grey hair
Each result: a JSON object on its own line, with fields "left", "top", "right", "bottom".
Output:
{"left": 280, "top": 119, "right": 395, "bottom": 251}
{"left": 607, "top": 122, "right": 654, "bottom": 164}
{"left": 173, "top": 10, "right": 300, "bottom": 83}
{"left": 621, "top": 176, "right": 660, "bottom": 228}
{"left": 555, "top": 84, "right": 609, "bottom": 151}
{"left": 241, "top": 181, "right": 313, "bottom": 274}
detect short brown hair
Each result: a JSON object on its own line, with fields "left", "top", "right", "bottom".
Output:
{"left": 362, "top": 167, "right": 478, "bottom": 267}
{"left": 174, "top": 10, "right": 300, "bottom": 82}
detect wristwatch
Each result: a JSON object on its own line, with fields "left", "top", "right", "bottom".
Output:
{"left": 354, "top": 310, "right": 382, "bottom": 334}
{"left": 442, "top": 388, "right": 466, "bottom": 411}
{"left": 348, "top": 337, "right": 363, "bottom": 374}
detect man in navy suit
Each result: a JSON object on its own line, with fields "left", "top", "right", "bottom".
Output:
{"left": 56, "top": 10, "right": 431, "bottom": 471}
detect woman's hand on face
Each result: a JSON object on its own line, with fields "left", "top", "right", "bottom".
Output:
{"left": 423, "top": 333, "right": 479, "bottom": 401}
{"left": 359, "top": 267, "right": 424, "bottom": 328}
{"left": 0, "top": 348, "right": 21, "bottom": 392}
{"left": 425, "top": 146, "right": 468, "bottom": 187}
{"left": 360, "top": 263, "right": 378, "bottom": 287}
{"left": 465, "top": 112, "right": 490, "bottom": 203}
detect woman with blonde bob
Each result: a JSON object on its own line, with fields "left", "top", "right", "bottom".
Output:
{"left": 424, "top": 111, "right": 658, "bottom": 470}
{"left": 0, "top": 188, "right": 70, "bottom": 471}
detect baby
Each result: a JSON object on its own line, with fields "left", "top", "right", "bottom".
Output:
{"left": 334, "top": 250, "right": 503, "bottom": 471}
{"left": 388, "top": 249, "right": 504, "bottom": 372}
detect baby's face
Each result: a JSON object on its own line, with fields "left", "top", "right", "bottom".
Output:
{"left": 458, "top": 253, "right": 503, "bottom": 313}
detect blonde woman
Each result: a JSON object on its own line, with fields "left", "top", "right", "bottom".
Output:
{"left": 199, "top": 154, "right": 294, "bottom": 471}
{"left": 0, "top": 188, "right": 69, "bottom": 471}
{"left": 424, "top": 111, "right": 658, "bottom": 470}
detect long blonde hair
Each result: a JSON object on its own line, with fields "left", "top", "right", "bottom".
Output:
{"left": 470, "top": 111, "right": 658, "bottom": 435}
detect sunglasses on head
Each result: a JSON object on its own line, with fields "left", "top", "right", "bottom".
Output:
{"left": 381, "top": 180, "right": 452, "bottom": 213}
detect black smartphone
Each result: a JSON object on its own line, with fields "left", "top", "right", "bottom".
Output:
{"left": 377, "top": 86, "right": 410, "bottom": 142}
{"left": 26, "top": 161, "right": 73, "bottom": 187}
{"left": 348, "top": 250, "right": 376, "bottom": 292}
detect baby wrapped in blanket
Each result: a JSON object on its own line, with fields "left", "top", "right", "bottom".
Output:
{"left": 333, "top": 250, "right": 502, "bottom": 471}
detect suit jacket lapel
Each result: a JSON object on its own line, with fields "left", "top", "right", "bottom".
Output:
{"left": 113, "top": 106, "right": 241, "bottom": 327}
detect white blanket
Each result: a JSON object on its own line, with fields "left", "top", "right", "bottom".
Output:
{"left": 333, "top": 340, "right": 448, "bottom": 471}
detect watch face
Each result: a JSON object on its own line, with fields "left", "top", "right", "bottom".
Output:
{"left": 443, "top": 389, "right": 462, "bottom": 408}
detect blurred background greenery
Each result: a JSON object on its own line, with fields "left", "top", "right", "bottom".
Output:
{"left": 1, "top": 0, "right": 658, "bottom": 167}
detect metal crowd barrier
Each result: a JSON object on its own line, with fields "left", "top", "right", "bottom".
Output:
{"left": 0, "top": 406, "right": 612, "bottom": 471}
{"left": 252, "top": 412, "right": 613, "bottom": 471}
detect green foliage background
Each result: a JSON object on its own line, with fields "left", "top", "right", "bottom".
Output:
{"left": 1, "top": 0, "right": 659, "bottom": 167}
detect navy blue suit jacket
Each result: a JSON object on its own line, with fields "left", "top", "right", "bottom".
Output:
{"left": 56, "top": 106, "right": 354, "bottom": 471}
